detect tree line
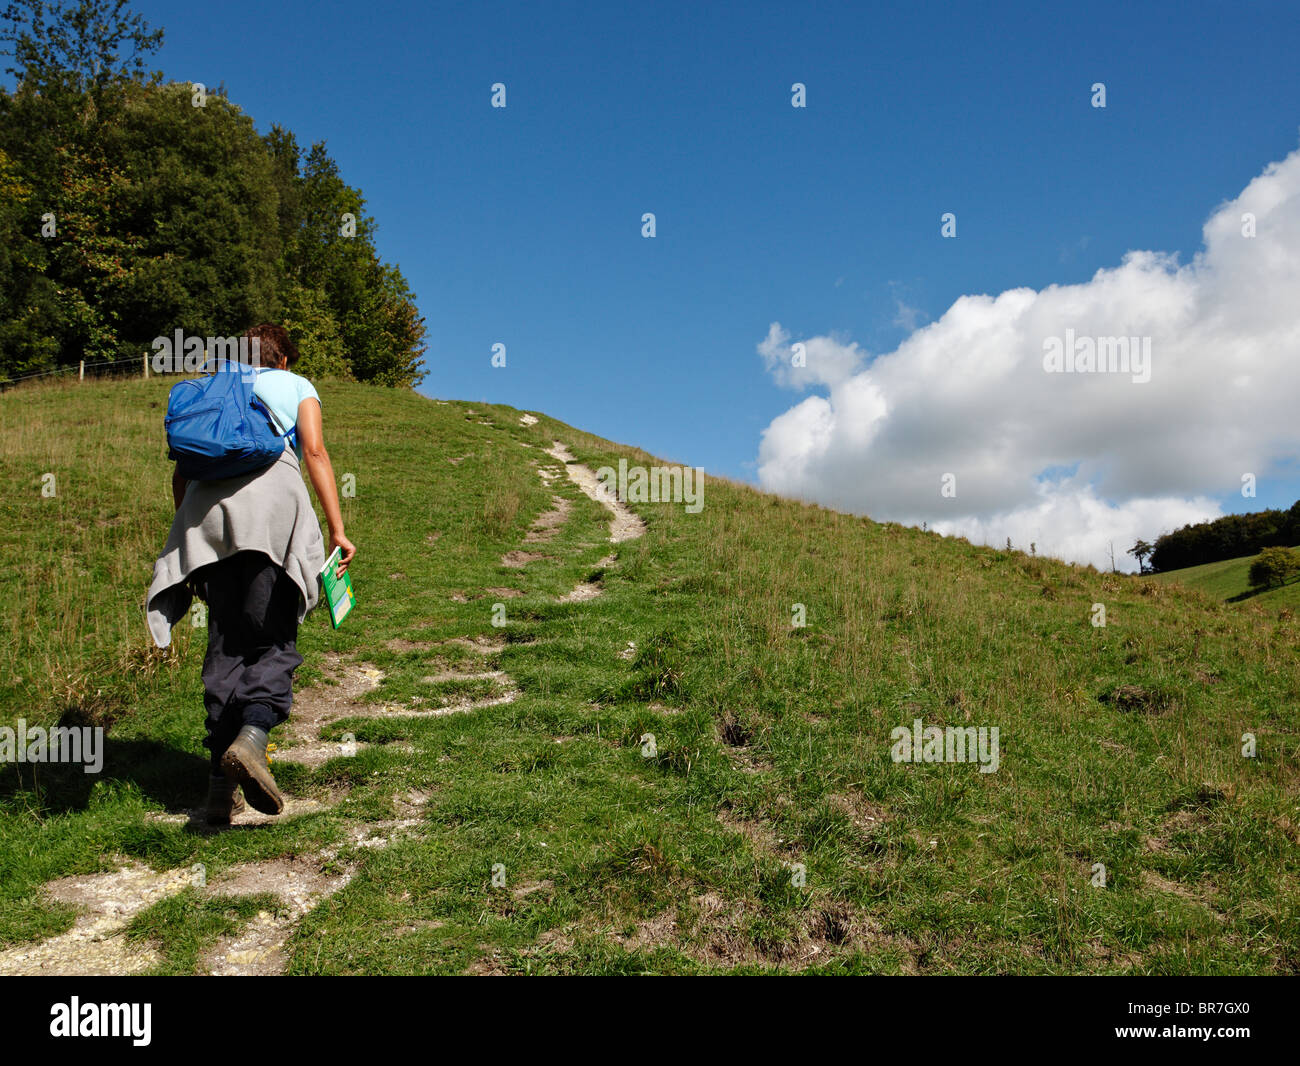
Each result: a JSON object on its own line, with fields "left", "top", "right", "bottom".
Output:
{"left": 0, "top": 0, "right": 426, "bottom": 386}
{"left": 1141, "top": 501, "right": 1300, "bottom": 573}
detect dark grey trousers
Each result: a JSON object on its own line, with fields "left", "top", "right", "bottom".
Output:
{"left": 194, "top": 551, "right": 302, "bottom": 771}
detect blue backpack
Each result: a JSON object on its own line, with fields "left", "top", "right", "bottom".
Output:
{"left": 165, "top": 361, "right": 294, "bottom": 481}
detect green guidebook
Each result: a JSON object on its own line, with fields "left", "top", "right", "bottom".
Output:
{"left": 320, "top": 546, "right": 355, "bottom": 629}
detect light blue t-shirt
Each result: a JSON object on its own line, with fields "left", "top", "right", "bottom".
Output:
{"left": 253, "top": 369, "right": 319, "bottom": 458}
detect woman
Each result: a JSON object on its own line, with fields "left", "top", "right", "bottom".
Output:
{"left": 147, "top": 324, "right": 356, "bottom": 825}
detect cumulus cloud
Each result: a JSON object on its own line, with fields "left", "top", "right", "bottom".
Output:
{"left": 756, "top": 140, "right": 1300, "bottom": 570}
{"left": 757, "top": 322, "right": 866, "bottom": 390}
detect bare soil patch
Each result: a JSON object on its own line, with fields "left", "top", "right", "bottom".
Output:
{"left": 525, "top": 495, "right": 571, "bottom": 542}
{"left": 502, "top": 550, "right": 549, "bottom": 568}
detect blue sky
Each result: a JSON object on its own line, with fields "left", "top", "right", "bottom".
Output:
{"left": 134, "top": 1, "right": 1300, "bottom": 559}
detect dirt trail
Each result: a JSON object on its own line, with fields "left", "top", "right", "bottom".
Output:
{"left": 545, "top": 442, "right": 646, "bottom": 543}
{"left": 0, "top": 863, "right": 190, "bottom": 975}
{"left": 1, "top": 438, "right": 631, "bottom": 975}
{"left": 272, "top": 653, "right": 519, "bottom": 764}
{"left": 269, "top": 656, "right": 385, "bottom": 766}
{"left": 1, "top": 639, "right": 510, "bottom": 976}
{"left": 538, "top": 440, "right": 645, "bottom": 603}
{"left": 201, "top": 798, "right": 428, "bottom": 976}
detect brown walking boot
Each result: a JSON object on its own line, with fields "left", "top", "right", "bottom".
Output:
{"left": 219, "top": 725, "right": 284, "bottom": 815}
{"left": 205, "top": 773, "right": 246, "bottom": 826}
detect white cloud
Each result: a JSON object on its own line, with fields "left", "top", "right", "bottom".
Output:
{"left": 756, "top": 140, "right": 1300, "bottom": 571}
{"left": 892, "top": 297, "right": 923, "bottom": 332}
{"left": 928, "top": 487, "right": 1222, "bottom": 569}
{"left": 757, "top": 321, "right": 865, "bottom": 390}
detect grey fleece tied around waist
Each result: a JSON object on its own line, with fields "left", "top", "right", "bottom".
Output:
{"left": 147, "top": 447, "right": 326, "bottom": 648}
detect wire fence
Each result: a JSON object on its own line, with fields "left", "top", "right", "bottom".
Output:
{"left": 0, "top": 354, "right": 154, "bottom": 390}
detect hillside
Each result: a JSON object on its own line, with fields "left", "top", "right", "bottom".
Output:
{"left": 1, "top": 377, "right": 1298, "bottom": 975}
{"left": 1148, "top": 551, "right": 1300, "bottom": 611}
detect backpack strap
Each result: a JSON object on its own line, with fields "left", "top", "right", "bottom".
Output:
{"left": 248, "top": 391, "right": 297, "bottom": 451}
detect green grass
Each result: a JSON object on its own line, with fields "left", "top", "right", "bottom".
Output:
{"left": 2, "top": 376, "right": 1298, "bottom": 974}
{"left": 1148, "top": 548, "right": 1300, "bottom": 610}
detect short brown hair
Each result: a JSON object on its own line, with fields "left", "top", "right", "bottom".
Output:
{"left": 244, "top": 323, "right": 300, "bottom": 370}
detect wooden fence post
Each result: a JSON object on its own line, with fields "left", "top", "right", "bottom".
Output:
{"left": 143, "top": 352, "right": 149, "bottom": 380}
{"left": 79, "top": 360, "right": 84, "bottom": 381}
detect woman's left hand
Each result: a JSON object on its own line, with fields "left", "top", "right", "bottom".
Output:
{"left": 330, "top": 531, "right": 357, "bottom": 575}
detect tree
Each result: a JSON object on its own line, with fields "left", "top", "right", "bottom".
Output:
{"left": 0, "top": 1, "right": 426, "bottom": 386}
{"left": 107, "top": 82, "right": 282, "bottom": 345}
{"left": 0, "top": 145, "right": 61, "bottom": 380}
{"left": 1147, "top": 504, "right": 1298, "bottom": 572}
{"left": 1248, "top": 547, "right": 1300, "bottom": 591}
{"left": 1127, "top": 539, "right": 1153, "bottom": 574}
{"left": 278, "top": 284, "right": 351, "bottom": 380}
{"left": 1, "top": 0, "right": 162, "bottom": 94}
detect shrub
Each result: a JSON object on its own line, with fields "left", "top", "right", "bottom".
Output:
{"left": 1248, "top": 547, "right": 1300, "bottom": 590}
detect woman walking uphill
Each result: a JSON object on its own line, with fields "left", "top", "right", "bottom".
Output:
{"left": 147, "top": 325, "right": 356, "bottom": 825}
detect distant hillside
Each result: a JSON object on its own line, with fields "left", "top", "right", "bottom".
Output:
{"left": 1148, "top": 503, "right": 1300, "bottom": 574}
{"left": 1148, "top": 548, "right": 1300, "bottom": 611}
{"left": 2, "top": 377, "right": 1298, "bottom": 975}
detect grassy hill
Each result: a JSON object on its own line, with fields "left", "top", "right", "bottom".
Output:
{"left": 1148, "top": 550, "right": 1300, "bottom": 611}
{"left": 1, "top": 377, "right": 1298, "bottom": 974}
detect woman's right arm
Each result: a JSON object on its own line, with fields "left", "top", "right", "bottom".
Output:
{"left": 296, "top": 397, "right": 356, "bottom": 574}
